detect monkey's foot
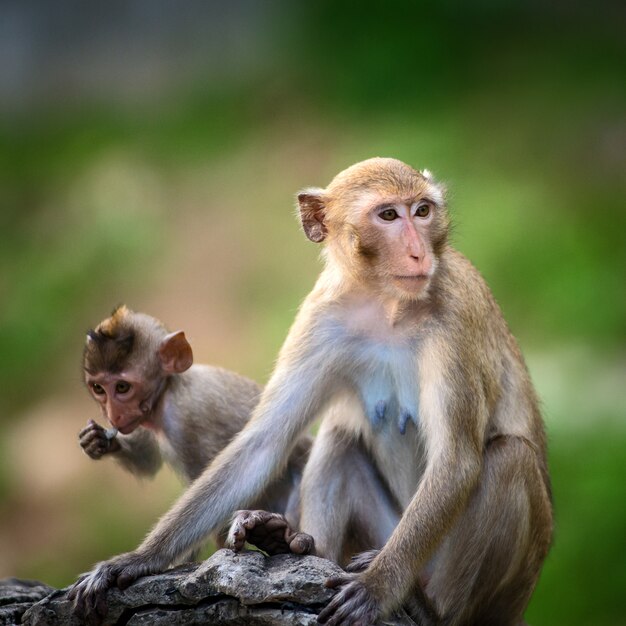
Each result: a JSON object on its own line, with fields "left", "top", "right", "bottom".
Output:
{"left": 226, "top": 510, "right": 314, "bottom": 556}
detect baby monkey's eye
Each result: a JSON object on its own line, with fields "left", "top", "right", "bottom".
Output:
{"left": 92, "top": 383, "right": 105, "bottom": 395}
{"left": 415, "top": 203, "right": 430, "bottom": 218}
{"left": 379, "top": 208, "right": 398, "bottom": 221}
{"left": 116, "top": 381, "right": 131, "bottom": 394}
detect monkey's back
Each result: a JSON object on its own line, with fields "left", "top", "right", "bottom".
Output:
{"left": 158, "top": 365, "right": 261, "bottom": 481}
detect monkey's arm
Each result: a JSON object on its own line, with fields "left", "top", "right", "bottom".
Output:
{"left": 110, "top": 428, "right": 163, "bottom": 478}
{"left": 70, "top": 321, "right": 332, "bottom": 621}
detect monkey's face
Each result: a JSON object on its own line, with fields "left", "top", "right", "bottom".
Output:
{"left": 85, "top": 370, "right": 158, "bottom": 434}
{"left": 345, "top": 195, "right": 440, "bottom": 299}
{"left": 320, "top": 159, "right": 449, "bottom": 300}
{"left": 84, "top": 308, "right": 193, "bottom": 434}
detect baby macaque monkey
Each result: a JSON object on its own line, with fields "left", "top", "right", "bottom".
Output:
{"left": 80, "top": 305, "right": 311, "bottom": 550}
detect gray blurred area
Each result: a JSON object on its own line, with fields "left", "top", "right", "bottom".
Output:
{"left": 0, "top": 0, "right": 278, "bottom": 110}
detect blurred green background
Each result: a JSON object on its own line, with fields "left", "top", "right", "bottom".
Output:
{"left": 0, "top": 1, "right": 624, "bottom": 624}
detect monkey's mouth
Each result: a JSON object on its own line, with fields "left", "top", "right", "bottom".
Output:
{"left": 393, "top": 274, "right": 428, "bottom": 282}
{"left": 116, "top": 415, "right": 144, "bottom": 434}
{"left": 392, "top": 274, "right": 430, "bottom": 295}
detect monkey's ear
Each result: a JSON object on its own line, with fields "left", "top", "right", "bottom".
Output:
{"left": 297, "top": 188, "right": 328, "bottom": 243}
{"left": 159, "top": 331, "right": 193, "bottom": 374}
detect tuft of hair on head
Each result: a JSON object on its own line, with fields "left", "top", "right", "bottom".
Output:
{"left": 415, "top": 167, "right": 447, "bottom": 208}
{"left": 84, "top": 305, "right": 135, "bottom": 374}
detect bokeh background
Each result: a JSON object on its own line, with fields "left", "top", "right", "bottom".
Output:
{"left": 0, "top": 1, "right": 624, "bottom": 624}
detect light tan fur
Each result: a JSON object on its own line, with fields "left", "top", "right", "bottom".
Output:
{"left": 71, "top": 161, "right": 552, "bottom": 626}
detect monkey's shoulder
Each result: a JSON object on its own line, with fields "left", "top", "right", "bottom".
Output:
{"left": 163, "top": 365, "right": 262, "bottom": 426}
{"left": 435, "top": 249, "right": 510, "bottom": 334}
{"left": 180, "top": 364, "right": 261, "bottom": 394}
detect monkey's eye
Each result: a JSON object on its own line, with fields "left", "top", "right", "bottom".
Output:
{"left": 115, "top": 381, "right": 131, "bottom": 394}
{"left": 92, "top": 383, "right": 105, "bottom": 395}
{"left": 415, "top": 203, "right": 430, "bottom": 218}
{"left": 379, "top": 208, "right": 398, "bottom": 221}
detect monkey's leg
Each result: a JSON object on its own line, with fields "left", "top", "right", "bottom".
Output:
{"left": 299, "top": 425, "right": 400, "bottom": 564}
{"left": 425, "top": 435, "right": 552, "bottom": 626}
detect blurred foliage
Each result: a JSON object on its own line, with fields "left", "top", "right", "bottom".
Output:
{"left": 0, "top": 1, "right": 624, "bottom": 624}
{"left": 528, "top": 428, "right": 626, "bottom": 626}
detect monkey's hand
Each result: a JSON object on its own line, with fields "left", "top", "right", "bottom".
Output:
{"left": 68, "top": 550, "right": 156, "bottom": 625}
{"left": 317, "top": 572, "right": 383, "bottom": 626}
{"left": 226, "top": 509, "right": 315, "bottom": 556}
{"left": 79, "top": 419, "right": 120, "bottom": 459}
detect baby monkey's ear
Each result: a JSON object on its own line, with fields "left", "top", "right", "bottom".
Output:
{"left": 158, "top": 331, "right": 193, "bottom": 374}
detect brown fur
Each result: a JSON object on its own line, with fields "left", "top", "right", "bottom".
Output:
{"left": 70, "top": 160, "right": 552, "bottom": 626}
{"left": 84, "top": 306, "right": 138, "bottom": 375}
{"left": 307, "top": 159, "right": 552, "bottom": 625}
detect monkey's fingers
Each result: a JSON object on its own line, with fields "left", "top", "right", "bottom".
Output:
{"left": 69, "top": 567, "right": 115, "bottom": 625}
{"left": 78, "top": 420, "right": 102, "bottom": 439}
{"left": 244, "top": 511, "right": 290, "bottom": 554}
{"left": 318, "top": 578, "right": 379, "bottom": 626}
{"left": 345, "top": 549, "right": 380, "bottom": 573}
{"left": 104, "top": 550, "right": 157, "bottom": 590}
{"left": 317, "top": 582, "right": 359, "bottom": 624}
{"left": 116, "top": 562, "right": 149, "bottom": 590}
{"left": 84, "top": 439, "right": 108, "bottom": 459}
{"left": 324, "top": 573, "right": 353, "bottom": 589}
{"left": 261, "top": 514, "right": 288, "bottom": 533}
{"left": 226, "top": 510, "right": 255, "bottom": 551}
{"left": 90, "top": 589, "right": 109, "bottom": 626}
{"left": 285, "top": 530, "right": 315, "bottom": 555}
{"left": 68, "top": 584, "right": 85, "bottom": 619}
{"left": 75, "top": 592, "right": 105, "bottom": 626}
{"left": 82, "top": 432, "right": 106, "bottom": 447}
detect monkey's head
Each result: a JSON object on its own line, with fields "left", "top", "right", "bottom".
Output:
{"left": 83, "top": 305, "right": 193, "bottom": 434}
{"left": 298, "top": 157, "right": 449, "bottom": 300}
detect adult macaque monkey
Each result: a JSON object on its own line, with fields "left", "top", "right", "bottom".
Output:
{"left": 71, "top": 159, "right": 552, "bottom": 626}
{"left": 79, "top": 306, "right": 311, "bottom": 550}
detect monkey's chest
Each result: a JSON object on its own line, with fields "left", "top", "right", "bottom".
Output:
{"left": 349, "top": 339, "right": 421, "bottom": 438}
{"left": 344, "top": 337, "right": 425, "bottom": 506}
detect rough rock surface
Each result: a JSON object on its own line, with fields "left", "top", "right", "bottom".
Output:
{"left": 0, "top": 579, "right": 55, "bottom": 625}
{"left": 1, "top": 550, "right": 416, "bottom": 625}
